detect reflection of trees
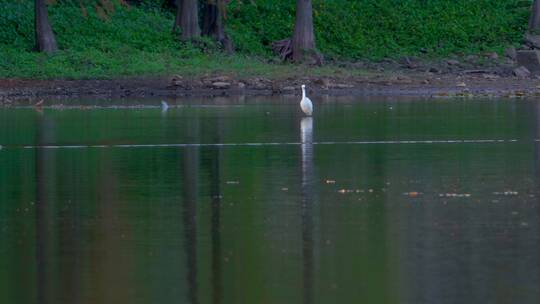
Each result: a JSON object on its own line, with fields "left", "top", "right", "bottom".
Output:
{"left": 362, "top": 119, "right": 390, "bottom": 304}
{"left": 395, "top": 103, "right": 540, "bottom": 304}
{"left": 34, "top": 112, "right": 86, "bottom": 304}
{"left": 97, "top": 146, "right": 129, "bottom": 304}
{"left": 183, "top": 118, "right": 200, "bottom": 304}
{"left": 210, "top": 156, "right": 222, "bottom": 304}
{"left": 16, "top": 100, "right": 540, "bottom": 304}
{"left": 209, "top": 118, "right": 223, "bottom": 304}
{"left": 533, "top": 102, "right": 540, "bottom": 186}
{"left": 300, "top": 117, "right": 314, "bottom": 304}
{"left": 312, "top": 106, "right": 393, "bottom": 303}
{"left": 35, "top": 112, "right": 54, "bottom": 304}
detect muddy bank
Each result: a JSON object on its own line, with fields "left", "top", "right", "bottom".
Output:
{"left": 2, "top": 71, "right": 540, "bottom": 105}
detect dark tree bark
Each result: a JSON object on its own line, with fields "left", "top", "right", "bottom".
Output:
{"left": 202, "top": 0, "right": 233, "bottom": 53}
{"left": 162, "top": 0, "right": 177, "bottom": 10}
{"left": 531, "top": 0, "right": 540, "bottom": 32}
{"left": 35, "top": 0, "right": 58, "bottom": 54}
{"left": 127, "top": 0, "right": 176, "bottom": 8}
{"left": 202, "top": 0, "right": 220, "bottom": 36}
{"left": 176, "top": 0, "right": 200, "bottom": 40}
{"left": 173, "top": 0, "right": 182, "bottom": 31}
{"left": 292, "top": 0, "right": 321, "bottom": 64}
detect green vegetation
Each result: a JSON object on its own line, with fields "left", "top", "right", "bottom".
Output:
{"left": 229, "top": 0, "right": 530, "bottom": 58}
{"left": 0, "top": 0, "right": 533, "bottom": 79}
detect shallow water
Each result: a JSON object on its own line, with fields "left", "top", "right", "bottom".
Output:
{"left": 1, "top": 96, "right": 540, "bottom": 304}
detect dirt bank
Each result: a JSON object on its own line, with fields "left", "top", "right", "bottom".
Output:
{"left": 2, "top": 69, "right": 540, "bottom": 106}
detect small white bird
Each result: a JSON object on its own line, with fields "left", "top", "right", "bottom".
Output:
{"left": 300, "top": 84, "right": 313, "bottom": 116}
{"left": 161, "top": 100, "right": 169, "bottom": 111}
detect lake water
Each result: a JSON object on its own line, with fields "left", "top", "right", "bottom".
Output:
{"left": 1, "top": 96, "right": 540, "bottom": 304}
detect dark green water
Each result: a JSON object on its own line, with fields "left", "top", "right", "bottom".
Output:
{"left": 1, "top": 96, "right": 540, "bottom": 304}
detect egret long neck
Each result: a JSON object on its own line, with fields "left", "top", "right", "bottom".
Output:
{"left": 302, "top": 87, "right": 306, "bottom": 99}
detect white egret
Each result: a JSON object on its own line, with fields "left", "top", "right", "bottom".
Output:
{"left": 300, "top": 85, "right": 313, "bottom": 116}
{"left": 161, "top": 100, "right": 169, "bottom": 112}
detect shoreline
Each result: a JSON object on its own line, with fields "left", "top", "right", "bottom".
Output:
{"left": 2, "top": 73, "right": 540, "bottom": 105}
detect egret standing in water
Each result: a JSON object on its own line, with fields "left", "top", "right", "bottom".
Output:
{"left": 161, "top": 100, "right": 169, "bottom": 111}
{"left": 300, "top": 85, "right": 313, "bottom": 116}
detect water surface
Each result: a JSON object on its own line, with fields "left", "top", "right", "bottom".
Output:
{"left": 1, "top": 96, "right": 540, "bottom": 304}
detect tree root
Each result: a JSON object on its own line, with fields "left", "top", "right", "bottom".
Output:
{"left": 272, "top": 38, "right": 324, "bottom": 65}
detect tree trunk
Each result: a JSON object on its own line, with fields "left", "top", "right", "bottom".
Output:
{"left": 178, "top": 0, "right": 200, "bottom": 40}
{"left": 173, "top": 0, "right": 182, "bottom": 31}
{"left": 35, "top": 0, "right": 58, "bottom": 54}
{"left": 163, "top": 0, "right": 178, "bottom": 10}
{"left": 292, "top": 0, "right": 320, "bottom": 63}
{"left": 202, "top": 0, "right": 233, "bottom": 53}
{"left": 531, "top": 0, "right": 540, "bottom": 32}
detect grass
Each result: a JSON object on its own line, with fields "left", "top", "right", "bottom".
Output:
{"left": 0, "top": 0, "right": 533, "bottom": 80}
{"left": 0, "top": 0, "right": 305, "bottom": 79}
{"left": 0, "top": 47, "right": 374, "bottom": 79}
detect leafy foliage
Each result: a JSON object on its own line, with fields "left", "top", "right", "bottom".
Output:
{"left": 0, "top": 0, "right": 533, "bottom": 78}
{"left": 228, "top": 0, "right": 531, "bottom": 59}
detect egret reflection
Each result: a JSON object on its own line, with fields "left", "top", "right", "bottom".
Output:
{"left": 300, "top": 117, "right": 314, "bottom": 304}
